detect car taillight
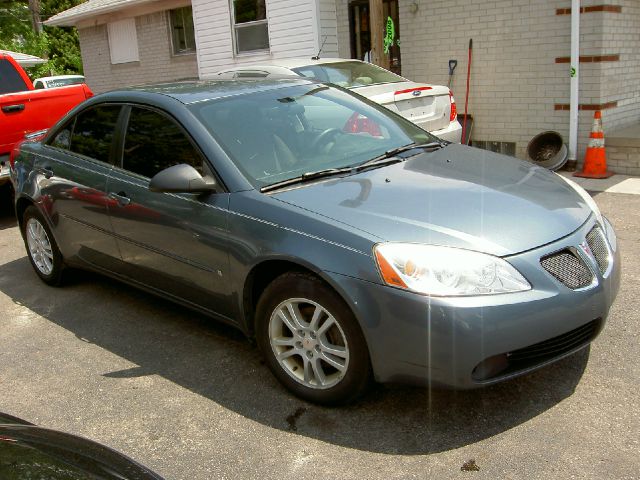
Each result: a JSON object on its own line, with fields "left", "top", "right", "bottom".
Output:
{"left": 449, "top": 90, "right": 457, "bottom": 122}
{"left": 343, "top": 112, "right": 383, "bottom": 137}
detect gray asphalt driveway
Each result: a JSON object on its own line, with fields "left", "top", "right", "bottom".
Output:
{"left": 0, "top": 190, "right": 638, "bottom": 479}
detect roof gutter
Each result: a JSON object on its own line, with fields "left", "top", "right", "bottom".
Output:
{"left": 44, "top": 0, "right": 156, "bottom": 27}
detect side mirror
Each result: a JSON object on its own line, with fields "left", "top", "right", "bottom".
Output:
{"left": 149, "top": 164, "right": 217, "bottom": 193}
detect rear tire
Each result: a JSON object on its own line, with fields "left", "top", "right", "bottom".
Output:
{"left": 22, "top": 206, "right": 65, "bottom": 286}
{"left": 256, "top": 272, "right": 371, "bottom": 405}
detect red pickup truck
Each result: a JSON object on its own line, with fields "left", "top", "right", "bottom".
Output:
{"left": 0, "top": 53, "right": 93, "bottom": 188}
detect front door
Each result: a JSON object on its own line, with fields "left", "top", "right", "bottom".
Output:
{"left": 37, "top": 105, "right": 123, "bottom": 270}
{"left": 349, "top": 0, "right": 401, "bottom": 75}
{"left": 106, "top": 105, "right": 234, "bottom": 320}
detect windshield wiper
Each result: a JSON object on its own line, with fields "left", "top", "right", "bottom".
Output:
{"left": 261, "top": 167, "right": 353, "bottom": 193}
{"left": 358, "top": 141, "right": 446, "bottom": 168}
{"left": 260, "top": 141, "right": 446, "bottom": 193}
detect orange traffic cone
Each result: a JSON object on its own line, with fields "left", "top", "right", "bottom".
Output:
{"left": 574, "top": 111, "right": 613, "bottom": 179}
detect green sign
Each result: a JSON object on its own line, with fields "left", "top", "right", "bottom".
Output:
{"left": 384, "top": 16, "right": 395, "bottom": 54}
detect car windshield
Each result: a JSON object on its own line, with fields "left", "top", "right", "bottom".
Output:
{"left": 189, "top": 83, "right": 436, "bottom": 188}
{"left": 45, "top": 77, "right": 84, "bottom": 88}
{"left": 291, "top": 61, "right": 404, "bottom": 88}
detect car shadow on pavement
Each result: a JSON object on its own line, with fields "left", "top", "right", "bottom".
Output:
{"left": 0, "top": 257, "right": 589, "bottom": 455}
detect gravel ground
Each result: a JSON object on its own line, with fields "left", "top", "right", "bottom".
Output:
{"left": 0, "top": 190, "right": 638, "bottom": 480}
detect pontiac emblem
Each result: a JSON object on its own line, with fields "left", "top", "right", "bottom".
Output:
{"left": 579, "top": 241, "right": 592, "bottom": 258}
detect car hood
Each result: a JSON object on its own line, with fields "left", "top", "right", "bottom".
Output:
{"left": 271, "top": 144, "right": 592, "bottom": 256}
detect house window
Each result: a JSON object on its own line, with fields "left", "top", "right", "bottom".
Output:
{"left": 107, "top": 18, "right": 139, "bottom": 64}
{"left": 231, "top": 0, "right": 269, "bottom": 54}
{"left": 169, "top": 7, "right": 196, "bottom": 54}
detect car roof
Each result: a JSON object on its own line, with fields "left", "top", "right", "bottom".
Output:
{"left": 106, "top": 76, "right": 322, "bottom": 105}
{"left": 34, "top": 75, "right": 85, "bottom": 82}
{"left": 220, "top": 57, "right": 363, "bottom": 70}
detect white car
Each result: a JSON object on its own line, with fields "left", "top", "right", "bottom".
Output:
{"left": 216, "top": 58, "right": 462, "bottom": 143}
{"left": 33, "top": 75, "right": 85, "bottom": 89}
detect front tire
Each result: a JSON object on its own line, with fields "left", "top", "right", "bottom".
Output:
{"left": 256, "top": 272, "right": 371, "bottom": 405}
{"left": 22, "top": 206, "right": 65, "bottom": 286}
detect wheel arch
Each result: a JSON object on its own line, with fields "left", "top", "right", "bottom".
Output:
{"left": 241, "top": 257, "right": 354, "bottom": 337}
{"left": 15, "top": 195, "right": 36, "bottom": 229}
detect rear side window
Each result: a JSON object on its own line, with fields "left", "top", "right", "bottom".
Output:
{"left": 122, "top": 107, "right": 203, "bottom": 178}
{"left": 0, "top": 58, "right": 29, "bottom": 94}
{"left": 69, "top": 106, "right": 121, "bottom": 164}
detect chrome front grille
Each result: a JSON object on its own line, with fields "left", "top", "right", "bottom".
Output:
{"left": 586, "top": 226, "right": 611, "bottom": 274}
{"left": 540, "top": 250, "right": 593, "bottom": 289}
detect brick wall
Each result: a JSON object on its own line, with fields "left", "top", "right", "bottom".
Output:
{"left": 79, "top": 11, "right": 198, "bottom": 94}
{"left": 599, "top": 0, "right": 640, "bottom": 131}
{"left": 334, "top": 0, "right": 639, "bottom": 171}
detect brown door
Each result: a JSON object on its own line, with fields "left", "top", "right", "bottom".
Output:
{"left": 348, "top": 0, "right": 401, "bottom": 75}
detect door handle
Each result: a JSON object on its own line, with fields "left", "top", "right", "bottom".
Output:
{"left": 35, "top": 166, "right": 53, "bottom": 179}
{"left": 2, "top": 104, "right": 25, "bottom": 113}
{"left": 108, "top": 191, "right": 131, "bottom": 206}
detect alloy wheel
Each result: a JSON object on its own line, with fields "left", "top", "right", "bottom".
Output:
{"left": 269, "top": 298, "right": 350, "bottom": 389}
{"left": 26, "top": 217, "right": 54, "bottom": 276}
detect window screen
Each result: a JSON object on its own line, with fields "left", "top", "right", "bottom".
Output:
{"left": 123, "top": 107, "right": 203, "bottom": 179}
{"left": 169, "top": 7, "right": 196, "bottom": 54}
{"left": 69, "top": 106, "right": 121, "bottom": 163}
{"left": 0, "top": 58, "right": 29, "bottom": 94}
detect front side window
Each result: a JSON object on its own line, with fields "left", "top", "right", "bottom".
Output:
{"left": 69, "top": 106, "right": 121, "bottom": 164}
{"left": 122, "top": 107, "right": 203, "bottom": 179}
{"left": 169, "top": 7, "right": 196, "bottom": 54}
{"left": 231, "top": 0, "right": 269, "bottom": 54}
{"left": 189, "top": 84, "right": 434, "bottom": 188}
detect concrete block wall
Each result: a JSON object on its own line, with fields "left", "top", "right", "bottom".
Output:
{"left": 334, "top": 0, "right": 638, "bottom": 172}
{"left": 397, "top": 0, "right": 604, "bottom": 163}
{"left": 79, "top": 11, "right": 198, "bottom": 94}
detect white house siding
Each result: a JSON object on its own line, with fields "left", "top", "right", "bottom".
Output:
{"left": 79, "top": 11, "right": 198, "bottom": 93}
{"left": 317, "top": 0, "right": 339, "bottom": 57}
{"left": 336, "top": 0, "right": 350, "bottom": 58}
{"left": 193, "top": 0, "right": 324, "bottom": 78}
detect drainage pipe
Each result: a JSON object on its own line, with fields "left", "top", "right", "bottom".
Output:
{"left": 567, "top": 0, "right": 580, "bottom": 170}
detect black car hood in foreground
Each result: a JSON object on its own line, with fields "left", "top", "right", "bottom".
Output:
{"left": 272, "top": 144, "right": 591, "bottom": 256}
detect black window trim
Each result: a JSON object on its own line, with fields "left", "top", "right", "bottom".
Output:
{"left": 113, "top": 103, "right": 228, "bottom": 193}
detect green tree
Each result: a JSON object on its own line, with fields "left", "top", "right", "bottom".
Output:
{"left": 0, "top": 0, "right": 83, "bottom": 78}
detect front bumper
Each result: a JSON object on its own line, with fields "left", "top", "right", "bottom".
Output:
{"left": 327, "top": 216, "right": 620, "bottom": 388}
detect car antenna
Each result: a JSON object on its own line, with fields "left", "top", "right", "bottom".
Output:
{"left": 311, "top": 36, "right": 327, "bottom": 60}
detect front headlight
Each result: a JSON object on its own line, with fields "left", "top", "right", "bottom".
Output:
{"left": 374, "top": 243, "right": 531, "bottom": 296}
{"left": 556, "top": 174, "right": 604, "bottom": 227}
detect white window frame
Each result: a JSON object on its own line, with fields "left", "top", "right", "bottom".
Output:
{"left": 107, "top": 18, "right": 139, "bottom": 64}
{"left": 229, "top": 0, "right": 270, "bottom": 55}
{"left": 168, "top": 6, "right": 196, "bottom": 56}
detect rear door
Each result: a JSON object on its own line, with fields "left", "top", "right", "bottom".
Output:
{"left": 34, "top": 104, "right": 123, "bottom": 269}
{"left": 106, "top": 105, "right": 234, "bottom": 319}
